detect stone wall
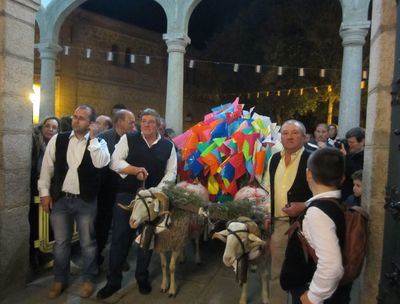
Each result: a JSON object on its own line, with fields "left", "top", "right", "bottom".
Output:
{"left": 361, "top": 1, "right": 396, "bottom": 303}
{"left": 0, "top": 0, "right": 40, "bottom": 299}
{"left": 34, "top": 9, "right": 168, "bottom": 119}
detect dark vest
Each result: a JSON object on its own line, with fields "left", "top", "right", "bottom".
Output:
{"left": 269, "top": 149, "right": 312, "bottom": 217}
{"left": 118, "top": 132, "right": 173, "bottom": 194}
{"left": 280, "top": 199, "right": 345, "bottom": 291}
{"left": 50, "top": 132, "right": 101, "bottom": 202}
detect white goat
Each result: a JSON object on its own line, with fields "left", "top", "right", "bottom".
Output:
{"left": 213, "top": 217, "right": 270, "bottom": 304}
{"left": 128, "top": 189, "right": 199, "bottom": 297}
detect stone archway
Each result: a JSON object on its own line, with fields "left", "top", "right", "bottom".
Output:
{"left": 36, "top": 0, "right": 202, "bottom": 134}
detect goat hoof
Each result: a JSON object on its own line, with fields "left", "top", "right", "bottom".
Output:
{"left": 160, "top": 289, "right": 167, "bottom": 293}
{"left": 168, "top": 293, "right": 176, "bottom": 298}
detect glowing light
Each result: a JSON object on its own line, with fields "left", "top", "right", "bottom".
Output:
{"left": 30, "top": 84, "right": 41, "bottom": 124}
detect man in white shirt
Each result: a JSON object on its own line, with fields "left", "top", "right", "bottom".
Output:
{"left": 280, "top": 147, "right": 349, "bottom": 304}
{"left": 97, "top": 108, "right": 177, "bottom": 299}
{"left": 38, "top": 105, "right": 110, "bottom": 299}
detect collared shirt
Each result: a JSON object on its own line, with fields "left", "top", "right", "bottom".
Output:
{"left": 38, "top": 131, "right": 110, "bottom": 197}
{"left": 261, "top": 147, "right": 304, "bottom": 217}
{"left": 110, "top": 132, "right": 177, "bottom": 189}
{"left": 303, "top": 190, "right": 344, "bottom": 304}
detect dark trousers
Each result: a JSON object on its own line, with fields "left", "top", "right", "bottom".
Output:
{"left": 95, "top": 185, "right": 116, "bottom": 256}
{"left": 290, "top": 283, "right": 352, "bottom": 304}
{"left": 107, "top": 193, "right": 153, "bottom": 287}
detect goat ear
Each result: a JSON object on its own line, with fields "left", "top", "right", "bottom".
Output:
{"left": 153, "top": 192, "right": 168, "bottom": 206}
{"left": 248, "top": 233, "right": 266, "bottom": 249}
{"left": 212, "top": 230, "right": 228, "bottom": 243}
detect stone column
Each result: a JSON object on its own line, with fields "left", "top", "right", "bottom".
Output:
{"left": 361, "top": 1, "right": 396, "bottom": 303}
{"left": 338, "top": 23, "right": 370, "bottom": 137}
{"left": 37, "top": 42, "right": 62, "bottom": 120}
{"left": 0, "top": 0, "right": 40, "bottom": 298}
{"left": 163, "top": 33, "right": 190, "bottom": 135}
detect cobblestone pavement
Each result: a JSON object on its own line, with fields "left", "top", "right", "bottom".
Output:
{"left": 1, "top": 239, "right": 279, "bottom": 304}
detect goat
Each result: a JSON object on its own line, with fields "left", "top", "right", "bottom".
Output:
{"left": 128, "top": 189, "right": 200, "bottom": 297}
{"left": 213, "top": 216, "right": 270, "bottom": 304}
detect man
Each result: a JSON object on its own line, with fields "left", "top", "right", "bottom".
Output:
{"left": 95, "top": 110, "right": 136, "bottom": 266}
{"left": 96, "top": 115, "right": 113, "bottom": 132}
{"left": 305, "top": 123, "right": 331, "bottom": 152}
{"left": 280, "top": 148, "right": 348, "bottom": 304}
{"left": 97, "top": 108, "right": 177, "bottom": 299}
{"left": 38, "top": 105, "right": 110, "bottom": 299}
{"left": 341, "top": 127, "right": 365, "bottom": 200}
{"left": 261, "top": 119, "right": 312, "bottom": 303}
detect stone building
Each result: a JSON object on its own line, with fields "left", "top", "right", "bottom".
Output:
{"left": 0, "top": 0, "right": 398, "bottom": 303}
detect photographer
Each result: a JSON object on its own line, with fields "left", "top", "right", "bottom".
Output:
{"left": 340, "top": 127, "right": 365, "bottom": 200}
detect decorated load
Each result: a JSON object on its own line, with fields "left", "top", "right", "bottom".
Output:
{"left": 173, "top": 98, "right": 280, "bottom": 204}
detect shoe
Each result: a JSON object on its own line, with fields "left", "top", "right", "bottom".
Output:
{"left": 96, "top": 284, "right": 121, "bottom": 299}
{"left": 137, "top": 281, "right": 152, "bottom": 295}
{"left": 80, "top": 281, "right": 94, "bottom": 298}
{"left": 122, "top": 261, "right": 130, "bottom": 272}
{"left": 47, "top": 282, "right": 65, "bottom": 299}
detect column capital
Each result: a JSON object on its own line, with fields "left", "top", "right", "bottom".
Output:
{"left": 340, "top": 22, "right": 370, "bottom": 47}
{"left": 163, "top": 33, "right": 191, "bottom": 53}
{"left": 36, "top": 42, "right": 62, "bottom": 60}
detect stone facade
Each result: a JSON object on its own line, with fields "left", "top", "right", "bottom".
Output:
{"left": 361, "top": 1, "right": 396, "bottom": 303}
{"left": 0, "top": 0, "right": 40, "bottom": 299}
{"left": 34, "top": 9, "right": 168, "bottom": 119}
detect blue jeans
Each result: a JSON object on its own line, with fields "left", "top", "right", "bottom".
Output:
{"left": 107, "top": 193, "right": 153, "bottom": 287}
{"left": 50, "top": 196, "right": 97, "bottom": 284}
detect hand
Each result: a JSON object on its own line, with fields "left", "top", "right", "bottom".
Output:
{"left": 300, "top": 291, "right": 313, "bottom": 304}
{"left": 135, "top": 167, "right": 149, "bottom": 181}
{"left": 317, "top": 141, "right": 327, "bottom": 148}
{"left": 282, "top": 202, "right": 306, "bottom": 217}
{"left": 40, "top": 196, "right": 53, "bottom": 213}
{"left": 89, "top": 122, "right": 100, "bottom": 139}
{"left": 340, "top": 143, "right": 347, "bottom": 156}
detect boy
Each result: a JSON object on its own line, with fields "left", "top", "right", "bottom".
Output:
{"left": 344, "top": 170, "right": 362, "bottom": 207}
{"left": 280, "top": 147, "right": 350, "bottom": 304}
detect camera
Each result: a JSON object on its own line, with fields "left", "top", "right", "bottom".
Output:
{"left": 334, "top": 138, "right": 348, "bottom": 150}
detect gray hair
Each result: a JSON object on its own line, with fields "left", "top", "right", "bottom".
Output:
{"left": 282, "top": 119, "right": 307, "bottom": 136}
{"left": 140, "top": 108, "right": 161, "bottom": 126}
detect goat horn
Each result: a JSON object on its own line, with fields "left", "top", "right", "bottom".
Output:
{"left": 117, "top": 202, "right": 134, "bottom": 211}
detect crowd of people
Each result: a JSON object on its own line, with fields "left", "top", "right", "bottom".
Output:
{"left": 29, "top": 105, "right": 365, "bottom": 303}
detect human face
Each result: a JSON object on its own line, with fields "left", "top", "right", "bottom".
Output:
{"left": 328, "top": 125, "right": 337, "bottom": 139}
{"left": 71, "top": 107, "right": 91, "bottom": 135}
{"left": 281, "top": 123, "right": 305, "bottom": 154}
{"left": 347, "top": 136, "right": 364, "bottom": 154}
{"left": 353, "top": 179, "right": 362, "bottom": 197}
{"left": 314, "top": 125, "right": 329, "bottom": 142}
{"left": 96, "top": 115, "right": 111, "bottom": 132}
{"left": 41, "top": 119, "right": 59, "bottom": 142}
{"left": 140, "top": 114, "right": 158, "bottom": 138}
{"left": 120, "top": 112, "right": 136, "bottom": 134}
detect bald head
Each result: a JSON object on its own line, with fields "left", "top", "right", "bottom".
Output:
{"left": 96, "top": 115, "right": 112, "bottom": 132}
{"left": 114, "top": 110, "right": 136, "bottom": 136}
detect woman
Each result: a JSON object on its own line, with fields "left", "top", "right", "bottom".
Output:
{"left": 29, "top": 116, "right": 59, "bottom": 270}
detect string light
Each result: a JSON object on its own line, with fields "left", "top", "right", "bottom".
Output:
{"left": 85, "top": 48, "right": 92, "bottom": 59}
{"left": 299, "top": 68, "right": 305, "bottom": 77}
{"left": 189, "top": 59, "right": 195, "bottom": 68}
{"left": 277, "top": 66, "right": 283, "bottom": 76}
{"left": 63, "top": 46, "right": 70, "bottom": 56}
{"left": 320, "top": 69, "right": 326, "bottom": 78}
{"left": 255, "top": 65, "right": 261, "bottom": 73}
{"left": 107, "top": 51, "right": 113, "bottom": 61}
{"left": 145, "top": 56, "right": 151, "bottom": 64}
{"left": 233, "top": 63, "right": 239, "bottom": 72}
{"left": 362, "top": 70, "right": 368, "bottom": 79}
{"left": 130, "top": 54, "right": 136, "bottom": 63}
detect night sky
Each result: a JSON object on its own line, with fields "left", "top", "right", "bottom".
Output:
{"left": 81, "top": 0, "right": 253, "bottom": 49}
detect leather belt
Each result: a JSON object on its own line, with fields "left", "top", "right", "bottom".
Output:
{"left": 62, "top": 192, "right": 80, "bottom": 199}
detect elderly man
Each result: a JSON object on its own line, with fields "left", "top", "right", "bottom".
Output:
{"left": 96, "top": 115, "right": 113, "bottom": 132}
{"left": 97, "top": 108, "right": 177, "bottom": 299}
{"left": 261, "top": 119, "right": 312, "bottom": 303}
{"left": 38, "top": 105, "right": 110, "bottom": 299}
{"left": 95, "top": 110, "right": 136, "bottom": 266}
